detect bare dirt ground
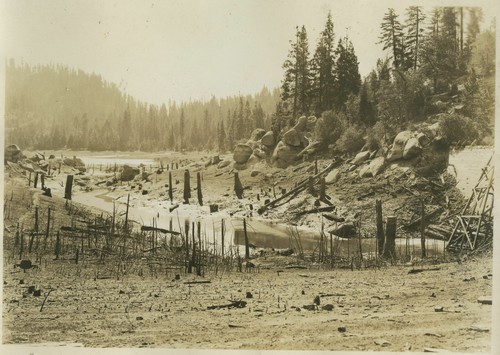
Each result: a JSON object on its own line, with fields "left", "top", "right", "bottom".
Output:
{"left": 2, "top": 249, "right": 493, "bottom": 351}
{"left": 2, "top": 149, "right": 495, "bottom": 352}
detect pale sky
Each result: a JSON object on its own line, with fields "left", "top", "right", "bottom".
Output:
{"left": 2, "top": 0, "right": 497, "bottom": 106}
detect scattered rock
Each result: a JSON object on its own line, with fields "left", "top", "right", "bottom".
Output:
{"left": 217, "top": 160, "right": 231, "bottom": 169}
{"left": 338, "top": 326, "right": 346, "bottom": 332}
{"left": 353, "top": 151, "right": 370, "bottom": 165}
{"left": 375, "top": 339, "right": 391, "bottom": 346}
{"left": 246, "top": 292, "right": 253, "bottom": 299}
{"left": 250, "top": 170, "right": 260, "bottom": 177}
{"left": 417, "top": 132, "right": 430, "bottom": 146}
{"left": 249, "top": 128, "right": 266, "bottom": 142}
{"left": 325, "top": 169, "right": 340, "bottom": 184}
{"left": 302, "top": 304, "right": 317, "bottom": 311}
{"left": 477, "top": 296, "right": 492, "bottom": 305}
{"left": 321, "top": 304, "right": 334, "bottom": 311}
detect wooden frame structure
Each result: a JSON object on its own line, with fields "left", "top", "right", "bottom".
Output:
{"left": 446, "top": 156, "right": 494, "bottom": 252}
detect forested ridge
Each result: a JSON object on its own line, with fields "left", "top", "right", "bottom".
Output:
{"left": 5, "top": 6, "right": 495, "bottom": 153}
{"left": 5, "top": 61, "right": 280, "bottom": 152}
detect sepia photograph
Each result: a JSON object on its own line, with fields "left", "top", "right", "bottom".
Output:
{"left": 1, "top": 0, "right": 498, "bottom": 354}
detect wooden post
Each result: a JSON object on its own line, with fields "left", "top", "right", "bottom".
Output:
{"left": 190, "top": 221, "right": 196, "bottom": 273}
{"left": 234, "top": 172, "right": 243, "bottom": 199}
{"left": 124, "top": 194, "right": 130, "bottom": 232}
{"left": 64, "top": 175, "right": 74, "bottom": 200}
{"left": 197, "top": 172, "right": 203, "bottom": 206}
{"left": 185, "top": 220, "right": 190, "bottom": 268}
{"left": 383, "top": 216, "right": 397, "bottom": 259}
{"left": 320, "top": 216, "right": 324, "bottom": 262}
{"left": 315, "top": 159, "right": 318, "bottom": 175}
{"left": 58, "top": 162, "right": 61, "bottom": 174}
{"left": 243, "top": 218, "right": 250, "bottom": 259}
{"left": 319, "top": 177, "right": 326, "bottom": 201}
{"left": 421, "top": 199, "right": 426, "bottom": 258}
{"left": 221, "top": 219, "right": 225, "bottom": 258}
{"left": 75, "top": 248, "right": 79, "bottom": 264}
{"left": 183, "top": 170, "right": 191, "bottom": 204}
{"left": 29, "top": 207, "right": 39, "bottom": 253}
{"left": 44, "top": 208, "right": 51, "bottom": 249}
{"left": 28, "top": 172, "right": 32, "bottom": 186}
{"left": 34, "top": 172, "right": 39, "bottom": 188}
{"left": 168, "top": 171, "right": 173, "bottom": 202}
{"left": 41, "top": 174, "right": 45, "bottom": 189}
{"left": 197, "top": 221, "right": 202, "bottom": 276}
{"left": 19, "top": 231, "right": 24, "bottom": 259}
{"left": 375, "top": 199, "right": 384, "bottom": 256}
{"left": 55, "top": 231, "right": 60, "bottom": 259}
{"left": 308, "top": 176, "right": 316, "bottom": 196}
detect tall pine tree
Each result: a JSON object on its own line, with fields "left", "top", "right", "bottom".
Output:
{"left": 379, "top": 8, "right": 404, "bottom": 69}
{"left": 281, "top": 25, "right": 312, "bottom": 118}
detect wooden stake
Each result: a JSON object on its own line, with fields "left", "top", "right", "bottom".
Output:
{"left": 64, "top": 175, "right": 74, "bottom": 200}
{"left": 375, "top": 199, "right": 384, "bottom": 256}
{"left": 421, "top": 199, "right": 426, "bottom": 258}
{"left": 197, "top": 172, "right": 203, "bottom": 206}
{"left": 234, "top": 172, "right": 243, "bottom": 199}
{"left": 221, "top": 219, "right": 225, "bottom": 258}
{"left": 244, "top": 218, "right": 250, "bottom": 259}
{"left": 183, "top": 170, "right": 191, "bottom": 204}
{"left": 55, "top": 231, "right": 60, "bottom": 260}
{"left": 383, "top": 216, "right": 397, "bottom": 259}
{"left": 34, "top": 172, "right": 39, "bottom": 188}
{"left": 168, "top": 171, "right": 173, "bottom": 202}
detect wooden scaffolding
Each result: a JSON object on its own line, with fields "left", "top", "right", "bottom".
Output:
{"left": 446, "top": 156, "right": 494, "bottom": 252}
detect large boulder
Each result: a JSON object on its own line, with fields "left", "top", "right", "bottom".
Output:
{"left": 416, "top": 132, "right": 430, "bottom": 147}
{"left": 403, "top": 138, "right": 422, "bottom": 159}
{"left": 249, "top": 128, "right": 266, "bottom": 142}
{"left": 272, "top": 141, "right": 301, "bottom": 168}
{"left": 253, "top": 148, "right": 267, "bottom": 159}
{"left": 387, "top": 131, "right": 412, "bottom": 162}
{"left": 368, "top": 157, "right": 386, "bottom": 177}
{"left": 121, "top": 165, "right": 140, "bottom": 181}
{"left": 414, "top": 136, "right": 450, "bottom": 177}
{"left": 352, "top": 151, "right": 371, "bottom": 165}
{"left": 5, "top": 144, "right": 23, "bottom": 163}
{"left": 233, "top": 144, "right": 253, "bottom": 164}
{"left": 294, "top": 115, "right": 308, "bottom": 131}
{"left": 260, "top": 131, "right": 275, "bottom": 147}
{"left": 282, "top": 128, "right": 303, "bottom": 147}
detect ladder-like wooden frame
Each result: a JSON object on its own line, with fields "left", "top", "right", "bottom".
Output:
{"left": 446, "top": 156, "right": 494, "bottom": 252}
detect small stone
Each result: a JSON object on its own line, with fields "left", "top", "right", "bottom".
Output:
{"left": 321, "top": 304, "right": 334, "bottom": 311}
{"left": 136, "top": 316, "right": 144, "bottom": 321}
{"left": 338, "top": 326, "right": 346, "bottom": 332}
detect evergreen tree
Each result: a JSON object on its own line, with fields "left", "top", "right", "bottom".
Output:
{"left": 334, "top": 36, "right": 361, "bottom": 110}
{"left": 379, "top": 8, "right": 404, "bottom": 68}
{"left": 281, "top": 25, "right": 312, "bottom": 118}
{"left": 179, "top": 109, "right": 185, "bottom": 150}
{"left": 311, "top": 11, "right": 336, "bottom": 114}
{"left": 404, "top": 6, "right": 425, "bottom": 70}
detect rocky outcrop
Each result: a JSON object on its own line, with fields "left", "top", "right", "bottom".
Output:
{"left": 352, "top": 151, "right": 370, "bottom": 165}
{"left": 387, "top": 131, "right": 412, "bottom": 161}
{"left": 5, "top": 144, "right": 23, "bottom": 163}
{"left": 121, "top": 165, "right": 140, "bottom": 181}
{"left": 403, "top": 138, "right": 422, "bottom": 159}
{"left": 272, "top": 141, "right": 302, "bottom": 169}
{"left": 249, "top": 128, "right": 266, "bottom": 142}
{"left": 260, "top": 131, "right": 275, "bottom": 147}
{"left": 233, "top": 144, "right": 253, "bottom": 164}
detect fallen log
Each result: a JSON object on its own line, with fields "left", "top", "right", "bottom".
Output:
{"left": 322, "top": 213, "right": 345, "bottom": 223}
{"left": 258, "top": 161, "right": 339, "bottom": 215}
{"left": 184, "top": 280, "right": 211, "bottom": 284}
{"left": 141, "top": 225, "right": 181, "bottom": 235}
{"left": 293, "top": 205, "right": 337, "bottom": 218}
{"left": 404, "top": 207, "right": 442, "bottom": 229}
{"left": 207, "top": 300, "right": 247, "bottom": 310}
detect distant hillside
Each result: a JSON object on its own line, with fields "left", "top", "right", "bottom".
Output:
{"left": 4, "top": 60, "right": 280, "bottom": 152}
